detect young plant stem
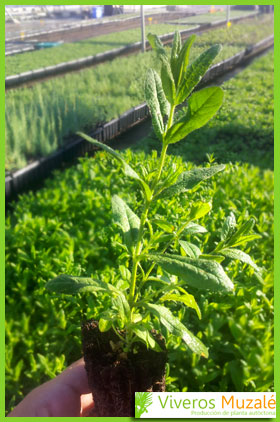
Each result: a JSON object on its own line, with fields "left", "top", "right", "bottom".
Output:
{"left": 143, "top": 219, "right": 192, "bottom": 282}
{"left": 126, "top": 103, "right": 176, "bottom": 347}
{"left": 129, "top": 201, "right": 150, "bottom": 304}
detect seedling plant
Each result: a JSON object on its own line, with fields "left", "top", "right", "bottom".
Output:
{"left": 47, "top": 32, "right": 262, "bottom": 358}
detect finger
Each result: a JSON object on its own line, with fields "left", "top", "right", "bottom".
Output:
{"left": 55, "top": 357, "right": 91, "bottom": 395}
{"left": 80, "top": 392, "right": 94, "bottom": 417}
{"left": 8, "top": 357, "right": 92, "bottom": 417}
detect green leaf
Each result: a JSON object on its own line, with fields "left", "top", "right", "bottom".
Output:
{"left": 111, "top": 195, "right": 140, "bottom": 249}
{"left": 131, "top": 313, "right": 143, "bottom": 323}
{"left": 99, "top": 312, "right": 114, "bottom": 332}
{"left": 228, "top": 360, "right": 244, "bottom": 391}
{"left": 174, "top": 34, "right": 196, "bottom": 87}
{"left": 200, "top": 254, "right": 225, "bottom": 263}
{"left": 228, "top": 234, "right": 262, "bottom": 248}
{"left": 189, "top": 201, "right": 212, "bottom": 220}
{"left": 158, "top": 165, "right": 225, "bottom": 199}
{"left": 160, "top": 290, "right": 201, "bottom": 319}
{"left": 176, "top": 44, "right": 222, "bottom": 104}
{"left": 153, "top": 219, "right": 175, "bottom": 233}
{"left": 147, "top": 33, "right": 167, "bottom": 59}
{"left": 220, "top": 248, "right": 261, "bottom": 272}
{"left": 112, "top": 294, "right": 130, "bottom": 328}
{"left": 179, "top": 240, "right": 201, "bottom": 258}
{"left": 154, "top": 70, "right": 170, "bottom": 119}
{"left": 183, "top": 222, "right": 208, "bottom": 235}
{"left": 166, "top": 86, "right": 224, "bottom": 144}
{"left": 145, "top": 69, "right": 170, "bottom": 140}
{"left": 151, "top": 232, "right": 175, "bottom": 245}
{"left": 77, "top": 132, "right": 139, "bottom": 179}
{"left": 145, "top": 303, "right": 208, "bottom": 357}
{"left": 46, "top": 274, "right": 115, "bottom": 295}
{"left": 77, "top": 132, "right": 151, "bottom": 200}
{"left": 221, "top": 212, "right": 236, "bottom": 241}
{"left": 161, "top": 59, "right": 176, "bottom": 105}
{"left": 132, "top": 325, "right": 162, "bottom": 351}
{"left": 227, "top": 218, "right": 256, "bottom": 246}
{"left": 148, "top": 253, "right": 234, "bottom": 292}
{"left": 170, "top": 30, "right": 182, "bottom": 77}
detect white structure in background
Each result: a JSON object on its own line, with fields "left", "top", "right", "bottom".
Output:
{"left": 5, "top": 4, "right": 203, "bottom": 22}
{"left": 5, "top": 6, "right": 48, "bottom": 22}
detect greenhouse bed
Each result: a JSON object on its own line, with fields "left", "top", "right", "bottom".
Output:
{"left": 5, "top": 17, "right": 273, "bottom": 173}
{"left": 5, "top": 35, "right": 274, "bottom": 204}
{"left": 6, "top": 26, "right": 204, "bottom": 88}
{"left": 5, "top": 12, "right": 268, "bottom": 80}
{"left": 5, "top": 10, "right": 193, "bottom": 43}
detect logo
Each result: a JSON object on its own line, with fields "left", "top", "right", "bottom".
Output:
{"left": 135, "top": 392, "right": 153, "bottom": 418}
{"left": 134, "top": 392, "right": 276, "bottom": 418}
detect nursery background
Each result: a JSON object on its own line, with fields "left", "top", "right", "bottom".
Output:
{"left": 5, "top": 3, "right": 274, "bottom": 414}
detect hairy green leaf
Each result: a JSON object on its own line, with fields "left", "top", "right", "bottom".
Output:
{"left": 221, "top": 212, "right": 237, "bottom": 241}
{"left": 174, "top": 34, "right": 196, "bottom": 87}
{"left": 170, "top": 30, "right": 182, "bottom": 77}
{"left": 183, "top": 222, "right": 208, "bottom": 235}
{"left": 161, "top": 59, "right": 176, "bottom": 105}
{"left": 158, "top": 165, "right": 225, "bottom": 199}
{"left": 77, "top": 132, "right": 151, "bottom": 200}
{"left": 153, "top": 219, "right": 175, "bottom": 233}
{"left": 145, "top": 303, "right": 208, "bottom": 357}
{"left": 166, "top": 86, "right": 224, "bottom": 144}
{"left": 189, "top": 201, "right": 212, "bottom": 220}
{"left": 145, "top": 69, "right": 170, "bottom": 140}
{"left": 176, "top": 44, "right": 222, "bottom": 104}
{"left": 148, "top": 253, "right": 234, "bottom": 292}
{"left": 160, "top": 290, "right": 201, "bottom": 319}
{"left": 147, "top": 33, "right": 167, "bottom": 59}
{"left": 227, "top": 218, "right": 256, "bottom": 246}
{"left": 112, "top": 294, "right": 130, "bottom": 326}
{"left": 154, "top": 70, "right": 170, "bottom": 118}
{"left": 99, "top": 312, "right": 114, "bottom": 332}
{"left": 228, "top": 234, "right": 262, "bottom": 248}
{"left": 200, "top": 254, "right": 225, "bottom": 263}
{"left": 220, "top": 248, "right": 261, "bottom": 272}
{"left": 112, "top": 195, "right": 140, "bottom": 249}
{"left": 46, "top": 274, "right": 115, "bottom": 295}
{"left": 132, "top": 324, "right": 162, "bottom": 351}
{"left": 131, "top": 313, "right": 143, "bottom": 323}
{"left": 179, "top": 240, "right": 201, "bottom": 258}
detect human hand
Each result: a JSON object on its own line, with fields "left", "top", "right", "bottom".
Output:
{"left": 8, "top": 358, "right": 94, "bottom": 417}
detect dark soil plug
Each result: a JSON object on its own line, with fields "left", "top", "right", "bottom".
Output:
{"left": 81, "top": 319, "right": 167, "bottom": 417}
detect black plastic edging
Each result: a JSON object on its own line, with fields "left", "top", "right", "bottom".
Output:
{"left": 5, "top": 36, "right": 273, "bottom": 204}
{"left": 5, "top": 27, "right": 200, "bottom": 89}
{"left": 5, "top": 11, "right": 263, "bottom": 89}
{"left": 5, "top": 46, "right": 35, "bottom": 56}
{"left": 5, "top": 102, "right": 149, "bottom": 204}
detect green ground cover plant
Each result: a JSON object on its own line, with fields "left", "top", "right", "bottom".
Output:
{"left": 5, "top": 16, "right": 273, "bottom": 171}
{"left": 5, "top": 155, "right": 274, "bottom": 412}
{"left": 5, "top": 36, "right": 273, "bottom": 413}
{"left": 5, "top": 14, "right": 271, "bottom": 77}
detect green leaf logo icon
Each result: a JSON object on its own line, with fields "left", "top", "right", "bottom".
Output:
{"left": 135, "top": 392, "right": 153, "bottom": 418}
